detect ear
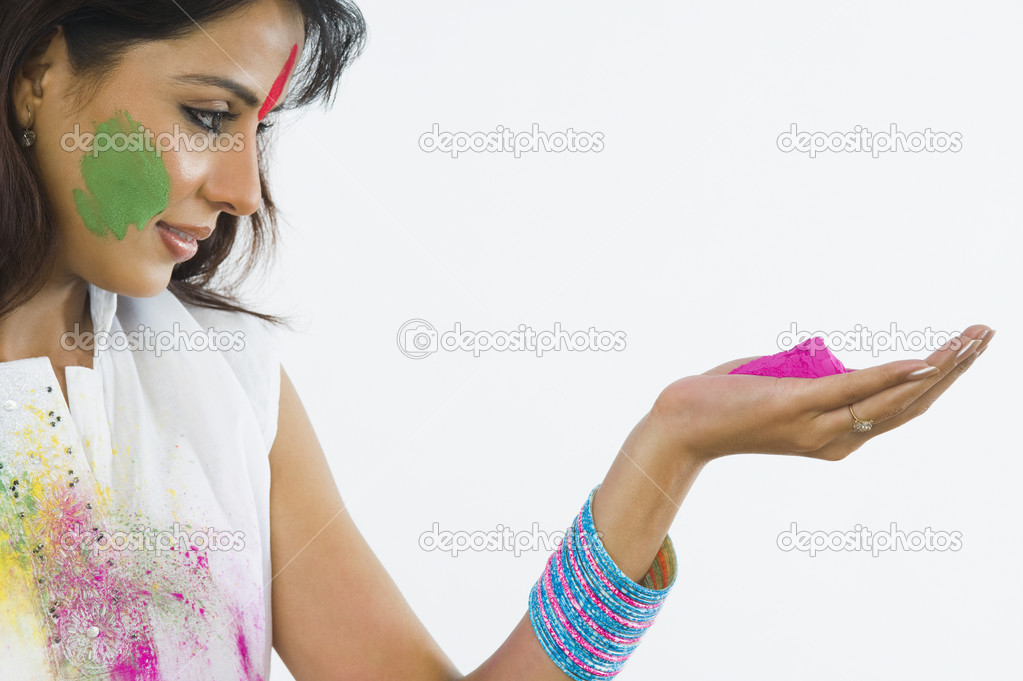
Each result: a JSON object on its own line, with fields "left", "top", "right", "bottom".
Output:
{"left": 11, "top": 25, "right": 62, "bottom": 128}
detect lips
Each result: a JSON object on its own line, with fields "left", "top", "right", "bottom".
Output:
{"left": 156, "top": 221, "right": 213, "bottom": 241}
{"left": 156, "top": 220, "right": 210, "bottom": 263}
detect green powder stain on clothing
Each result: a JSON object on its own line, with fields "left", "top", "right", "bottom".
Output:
{"left": 72, "top": 111, "right": 170, "bottom": 240}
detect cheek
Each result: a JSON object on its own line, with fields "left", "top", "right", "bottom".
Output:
{"left": 158, "top": 148, "right": 205, "bottom": 200}
{"left": 71, "top": 110, "right": 170, "bottom": 241}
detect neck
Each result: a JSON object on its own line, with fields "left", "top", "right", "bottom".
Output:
{"left": 0, "top": 270, "right": 93, "bottom": 364}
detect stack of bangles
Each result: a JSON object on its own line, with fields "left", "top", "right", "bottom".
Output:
{"left": 528, "top": 484, "right": 678, "bottom": 679}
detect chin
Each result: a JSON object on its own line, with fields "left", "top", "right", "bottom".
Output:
{"left": 88, "top": 268, "right": 174, "bottom": 299}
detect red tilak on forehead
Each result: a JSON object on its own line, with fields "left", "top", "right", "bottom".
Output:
{"left": 258, "top": 43, "right": 298, "bottom": 121}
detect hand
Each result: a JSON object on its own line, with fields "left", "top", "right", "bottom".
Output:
{"left": 648, "top": 325, "right": 995, "bottom": 463}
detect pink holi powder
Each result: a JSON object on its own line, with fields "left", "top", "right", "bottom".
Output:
{"left": 8, "top": 429, "right": 238, "bottom": 678}
{"left": 729, "top": 336, "right": 850, "bottom": 378}
{"left": 31, "top": 496, "right": 217, "bottom": 676}
{"left": 109, "top": 638, "right": 160, "bottom": 681}
{"left": 230, "top": 602, "right": 265, "bottom": 681}
{"left": 236, "top": 625, "right": 253, "bottom": 679}
{"left": 24, "top": 480, "right": 161, "bottom": 678}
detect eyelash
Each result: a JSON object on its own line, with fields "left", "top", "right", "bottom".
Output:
{"left": 182, "top": 106, "right": 276, "bottom": 136}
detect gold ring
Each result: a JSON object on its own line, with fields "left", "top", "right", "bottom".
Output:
{"left": 848, "top": 405, "right": 873, "bottom": 433}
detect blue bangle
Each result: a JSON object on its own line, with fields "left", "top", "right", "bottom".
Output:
{"left": 528, "top": 485, "right": 677, "bottom": 680}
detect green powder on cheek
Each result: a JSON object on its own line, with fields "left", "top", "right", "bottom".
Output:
{"left": 72, "top": 110, "right": 170, "bottom": 240}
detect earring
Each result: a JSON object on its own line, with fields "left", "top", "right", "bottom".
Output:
{"left": 21, "top": 105, "right": 35, "bottom": 148}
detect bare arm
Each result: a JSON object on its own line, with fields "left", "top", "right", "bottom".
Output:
{"left": 269, "top": 367, "right": 692, "bottom": 681}
{"left": 269, "top": 367, "right": 461, "bottom": 680}
{"left": 270, "top": 325, "right": 992, "bottom": 680}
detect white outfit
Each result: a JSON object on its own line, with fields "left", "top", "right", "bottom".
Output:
{"left": 0, "top": 282, "right": 282, "bottom": 680}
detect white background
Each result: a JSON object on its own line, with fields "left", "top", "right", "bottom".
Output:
{"left": 249, "top": 1, "right": 1020, "bottom": 678}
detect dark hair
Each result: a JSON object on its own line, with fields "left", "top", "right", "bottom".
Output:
{"left": 0, "top": 0, "right": 366, "bottom": 327}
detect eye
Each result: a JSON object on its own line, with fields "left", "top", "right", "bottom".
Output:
{"left": 183, "top": 106, "right": 275, "bottom": 137}
{"left": 256, "top": 117, "right": 276, "bottom": 136}
{"left": 182, "top": 106, "right": 239, "bottom": 135}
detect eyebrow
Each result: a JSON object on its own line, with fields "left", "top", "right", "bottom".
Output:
{"left": 172, "top": 74, "right": 286, "bottom": 115}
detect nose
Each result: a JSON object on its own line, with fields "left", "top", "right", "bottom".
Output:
{"left": 197, "top": 129, "right": 263, "bottom": 217}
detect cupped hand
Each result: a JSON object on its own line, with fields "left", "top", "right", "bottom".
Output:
{"left": 648, "top": 325, "right": 995, "bottom": 463}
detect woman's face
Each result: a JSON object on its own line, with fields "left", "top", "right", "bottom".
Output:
{"left": 13, "top": 0, "right": 305, "bottom": 297}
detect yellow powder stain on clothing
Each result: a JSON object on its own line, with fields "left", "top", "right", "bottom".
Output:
{"left": 25, "top": 477, "right": 47, "bottom": 504}
{"left": 0, "top": 531, "right": 28, "bottom": 579}
{"left": 0, "top": 554, "right": 32, "bottom": 605}
{"left": 0, "top": 575, "right": 49, "bottom": 663}
{"left": 94, "top": 484, "right": 114, "bottom": 510}
{"left": 0, "top": 532, "right": 47, "bottom": 656}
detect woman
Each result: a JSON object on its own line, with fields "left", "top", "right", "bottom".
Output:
{"left": 0, "top": 0, "right": 994, "bottom": 679}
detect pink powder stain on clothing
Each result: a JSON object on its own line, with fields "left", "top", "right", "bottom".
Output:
{"left": 15, "top": 465, "right": 224, "bottom": 677}
{"left": 108, "top": 640, "right": 161, "bottom": 681}
{"left": 22, "top": 476, "right": 161, "bottom": 677}
{"left": 235, "top": 622, "right": 263, "bottom": 681}
{"left": 729, "top": 336, "right": 850, "bottom": 378}
{"left": 188, "top": 544, "right": 210, "bottom": 571}
{"left": 5, "top": 423, "right": 245, "bottom": 679}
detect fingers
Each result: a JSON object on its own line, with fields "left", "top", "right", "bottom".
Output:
{"left": 917, "top": 323, "right": 992, "bottom": 369}
{"left": 865, "top": 328, "right": 995, "bottom": 436}
{"left": 798, "top": 358, "right": 937, "bottom": 415}
{"left": 813, "top": 326, "right": 993, "bottom": 437}
{"left": 841, "top": 326, "right": 990, "bottom": 427}
{"left": 802, "top": 324, "right": 991, "bottom": 416}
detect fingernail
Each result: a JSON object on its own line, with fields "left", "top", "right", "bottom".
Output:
{"left": 954, "top": 338, "right": 982, "bottom": 365}
{"left": 979, "top": 329, "right": 990, "bottom": 340}
{"left": 908, "top": 365, "right": 939, "bottom": 379}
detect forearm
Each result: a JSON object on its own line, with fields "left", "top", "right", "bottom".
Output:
{"left": 464, "top": 405, "right": 702, "bottom": 681}
{"left": 590, "top": 408, "right": 704, "bottom": 582}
